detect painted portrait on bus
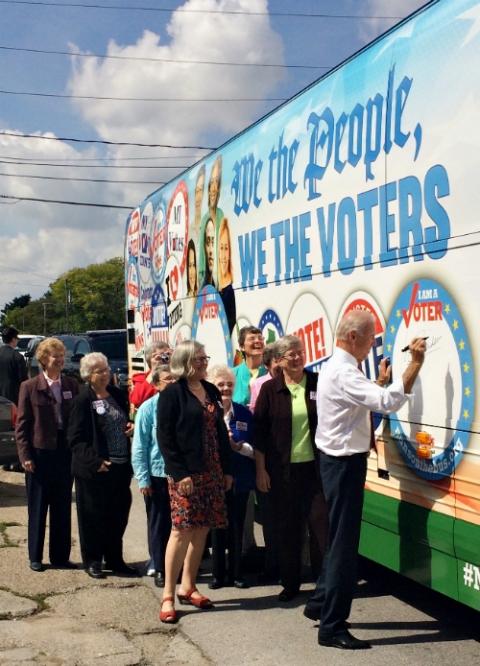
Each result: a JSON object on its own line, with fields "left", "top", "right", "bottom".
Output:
{"left": 217, "top": 217, "right": 236, "bottom": 334}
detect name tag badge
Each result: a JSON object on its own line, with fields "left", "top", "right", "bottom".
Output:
{"left": 236, "top": 420, "right": 248, "bottom": 432}
{"left": 309, "top": 391, "right": 317, "bottom": 401}
{"left": 62, "top": 390, "right": 73, "bottom": 399}
{"left": 92, "top": 399, "right": 106, "bottom": 415}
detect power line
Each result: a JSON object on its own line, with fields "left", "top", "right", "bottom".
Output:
{"left": 1, "top": 193, "right": 133, "bottom": 209}
{"left": 0, "top": 88, "right": 286, "bottom": 102}
{"left": 0, "top": 1, "right": 404, "bottom": 20}
{"left": 0, "top": 171, "right": 164, "bottom": 185}
{"left": 0, "top": 153, "right": 204, "bottom": 162}
{"left": 0, "top": 44, "right": 330, "bottom": 71}
{"left": 0, "top": 130, "right": 213, "bottom": 150}
{"left": 0, "top": 159, "right": 189, "bottom": 169}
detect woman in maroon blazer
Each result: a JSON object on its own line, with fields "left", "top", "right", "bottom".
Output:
{"left": 253, "top": 335, "right": 328, "bottom": 602}
{"left": 15, "top": 337, "right": 79, "bottom": 572}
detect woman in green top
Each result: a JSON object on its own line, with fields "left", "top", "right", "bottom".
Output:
{"left": 253, "top": 335, "right": 327, "bottom": 602}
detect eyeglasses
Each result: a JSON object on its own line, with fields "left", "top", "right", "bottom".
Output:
{"left": 92, "top": 367, "right": 110, "bottom": 375}
{"left": 282, "top": 351, "right": 305, "bottom": 361}
{"left": 193, "top": 355, "right": 210, "bottom": 364}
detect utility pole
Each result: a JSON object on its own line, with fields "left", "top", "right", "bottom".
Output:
{"left": 42, "top": 302, "right": 49, "bottom": 335}
{"left": 65, "top": 278, "right": 70, "bottom": 333}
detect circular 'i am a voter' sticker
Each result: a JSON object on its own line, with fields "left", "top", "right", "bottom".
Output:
{"left": 384, "top": 278, "right": 474, "bottom": 481}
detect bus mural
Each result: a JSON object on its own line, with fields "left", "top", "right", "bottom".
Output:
{"left": 125, "top": 0, "right": 480, "bottom": 610}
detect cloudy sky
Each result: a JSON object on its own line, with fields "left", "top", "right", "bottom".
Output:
{"left": 0, "top": 0, "right": 427, "bottom": 312}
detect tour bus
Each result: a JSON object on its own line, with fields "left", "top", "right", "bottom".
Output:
{"left": 125, "top": 0, "right": 479, "bottom": 610}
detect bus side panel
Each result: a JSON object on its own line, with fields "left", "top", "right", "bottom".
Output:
{"left": 360, "top": 517, "right": 459, "bottom": 602}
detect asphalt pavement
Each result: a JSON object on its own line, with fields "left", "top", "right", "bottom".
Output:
{"left": 0, "top": 467, "right": 478, "bottom": 665}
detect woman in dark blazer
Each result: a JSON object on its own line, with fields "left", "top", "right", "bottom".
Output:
{"left": 157, "top": 340, "right": 233, "bottom": 624}
{"left": 253, "top": 335, "right": 328, "bottom": 602}
{"left": 15, "top": 337, "right": 78, "bottom": 571}
{"left": 67, "top": 352, "right": 137, "bottom": 579}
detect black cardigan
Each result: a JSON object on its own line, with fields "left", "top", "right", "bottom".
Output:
{"left": 67, "top": 384, "right": 130, "bottom": 480}
{"left": 253, "top": 370, "right": 318, "bottom": 480}
{"left": 157, "top": 378, "right": 232, "bottom": 482}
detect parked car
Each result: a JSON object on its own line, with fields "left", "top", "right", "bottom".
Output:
{"left": 0, "top": 396, "right": 19, "bottom": 470}
{"left": 15, "top": 334, "right": 44, "bottom": 358}
{"left": 25, "top": 330, "right": 128, "bottom": 392}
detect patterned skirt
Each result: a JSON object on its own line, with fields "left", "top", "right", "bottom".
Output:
{"left": 168, "top": 400, "right": 228, "bottom": 530}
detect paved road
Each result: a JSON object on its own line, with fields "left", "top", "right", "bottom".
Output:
{"left": 124, "top": 485, "right": 479, "bottom": 666}
{"left": 1, "top": 469, "right": 478, "bottom": 665}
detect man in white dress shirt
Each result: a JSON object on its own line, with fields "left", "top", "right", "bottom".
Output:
{"left": 304, "top": 310, "right": 426, "bottom": 650}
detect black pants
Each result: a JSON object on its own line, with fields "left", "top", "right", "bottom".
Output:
{"left": 305, "top": 452, "right": 367, "bottom": 638}
{"left": 25, "top": 446, "right": 72, "bottom": 565}
{"left": 272, "top": 461, "right": 324, "bottom": 592}
{"left": 211, "top": 490, "right": 249, "bottom": 582}
{"left": 256, "top": 489, "right": 280, "bottom": 578}
{"left": 144, "top": 476, "right": 171, "bottom": 574}
{"left": 75, "top": 462, "right": 132, "bottom": 567}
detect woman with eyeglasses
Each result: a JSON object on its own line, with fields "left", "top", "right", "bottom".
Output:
{"left": 156, "top": 340, "right": 233, "bottom": 623}
{"left": 132, "top": 365, "right": 175, "bottom": 587}
{"left": 68, "top": 352, "right": 138, "bottom": 580}
{"left": 253, "top": 335, "right": 328, "bottom": 603}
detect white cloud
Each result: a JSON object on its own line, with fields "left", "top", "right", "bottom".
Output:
{"left": 0, "top": 131, "right": 129, "bottom": 306}
{"left": 67, "top": 0, "right": 285, "bottom": 145}
{"left": 354, "top": 0, "right": 426, "bottom": 44}
{"left": 0, "top": 0, "right": 285, "bottom": 312}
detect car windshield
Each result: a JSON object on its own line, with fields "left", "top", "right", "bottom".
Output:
{"left": 16, "top": 338, "right": 33, "bottom": 350}
{"left": 57, "top": 337, "right": 78, "bottom": 352}
{"left": 90, "top": 334, "right": 127, "bottom": 360}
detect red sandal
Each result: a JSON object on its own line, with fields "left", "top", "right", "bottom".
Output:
{"left": 159, "top": 596, "right": 178, "bottom": 623}
{"left": 177, "top": 587, "right": 213, "bottom": 609}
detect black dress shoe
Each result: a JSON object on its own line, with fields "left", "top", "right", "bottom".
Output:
{"left": 30, "top": 561, "right": 44, "bottom": 572}
{"left": 319, "top": 630, "right": 371, "bottom": 650}
{"left": 51, "top": 561, "right": 77, "bottom": 570}
{"left": 154, "top": 572, "right": 165, "bottom": 588}
{"left": 278, "top": 587, "right": 300, "bottom": 602}
{"left": 86, "top": 562, "right": 105, "bottom": 579}
{"left": 233, "top": 578, "right": 249, "bottom": 589}
{"left": 208, "top": 577, "right": 224, "bottom": 590}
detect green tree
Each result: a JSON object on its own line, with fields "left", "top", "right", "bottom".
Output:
{"left": 4, "top": 258, "right": 125, "bottom": 333}
{"left": 0, "top": 294, "right": 31, "bottom": 327}
{"left": 50, "top": 257, "right": 125, "bottom": 331}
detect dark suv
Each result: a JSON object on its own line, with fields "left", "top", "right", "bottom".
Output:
{"left": 26, "top": 330, "right": 128, "bottom": 391}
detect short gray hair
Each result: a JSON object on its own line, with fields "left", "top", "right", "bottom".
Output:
{"left": 262, "top": 342, "right": 277, "bottom": 367}
{"left": 150, "top": 364, "right": 171, "bottom": 386}
{"left": 145, "top": 341, "right": 170, "bottom": 368}
{"left": 170, "top": 340, "right": 204, "bottom": 379}
{"left": 208, "top": 364, "right": 235, "bottom": 385}
{"left": 80, "top": 352, "right": 109, "bottom": 381}
{"left": 336, "top": 310, "right": 375, "bottom": 341}
{"left": 274, "top": 335, "right": 302, "bottom": 359}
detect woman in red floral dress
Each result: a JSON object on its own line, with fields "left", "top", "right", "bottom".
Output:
{"left": 157, "top": 340, "right": 233, "bottom": 623}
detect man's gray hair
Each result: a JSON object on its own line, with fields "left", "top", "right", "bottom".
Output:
{"left": 170, "top": 340, "right": 204, "bottom": 379}
{"left": 208, "top": 364, "right": 235, "bottom": 385}
{"left": 80, "top": 352, "right": 109, "bottom": 381}
{"left": 145, "top": 341, "right": 170, "bottom": 368}
{"left": 336, "top": 310, "right": 375, "bottom": 341}
{"left": 274, "top": 335, "right": 303, "bottom": 359}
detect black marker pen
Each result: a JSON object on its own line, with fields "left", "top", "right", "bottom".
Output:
{"left": 401, "top": 336, "right": 428, "bottom": 353}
